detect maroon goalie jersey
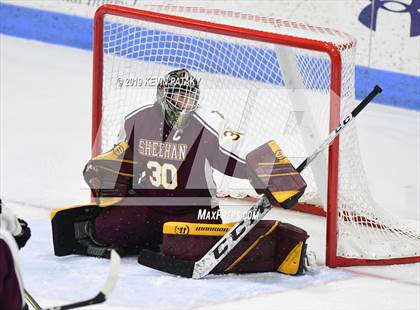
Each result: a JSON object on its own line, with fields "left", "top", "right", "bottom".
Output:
{"left": 119, "top": 103, "right": 248, "bottom": 209}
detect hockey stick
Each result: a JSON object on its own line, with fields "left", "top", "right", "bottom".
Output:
{"left": 25, "top": 289, "right": 42, "bottom": 310}
{"left": 138, "top": 85, "right": 382, "bottom": 279}
{"left": 24, "top": 249, "right": 120, "bottom": 310}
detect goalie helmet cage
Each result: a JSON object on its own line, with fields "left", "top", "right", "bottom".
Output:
{"left": 91, "top": 4, "right": 419, "bottom": 267}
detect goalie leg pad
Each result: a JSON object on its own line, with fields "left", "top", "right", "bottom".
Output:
{"left": 94, "top": 204, "right": 162, "bottom": 251}
{"left": 162, "top": 220, "right": 309, "bottom": 275}
{"left": 94, "top": 204, "right": 222, "bottom": 253}
{"left": 51, "top": 204, "right": 101, "bottom": 256}
{"left": 51, "top": 203, "right": 131, "bottom": 258}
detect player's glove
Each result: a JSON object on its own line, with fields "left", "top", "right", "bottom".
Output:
{"left": 83, "top": 141, "right": 136, "bottom": 207}
{"left": 0, "top": 200, "right": 31, "bottom": 249}
{"left": 14, "top": 218, "right": 31, "bottom": 249}
{"left": 246, "top": 140, "right": 306, "bottom": 210}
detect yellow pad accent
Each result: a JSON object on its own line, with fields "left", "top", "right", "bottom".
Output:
{"left": 267, "top": 140, "right": 291, "bottom": 164}
{"left": 94, "top": 164, "right": 134, "bottom": 177}
{"left": 257, "top": 172, "right": 299, "bottom": 178}
{"left": 50, "top": 203, "right": 96, "bottom": 220}
{"left": 277, "top": 241, "right": 304, "bottom": 275}
{"left": 93, "top": 141, "right": 136, "bottom": 163}
{"left": 98, "top": 197, "right": 123, "bottom": 208}
{"left": 224, "top": 221, "right": 279, "bottom": 272}
{"left": 163, "top": 221, "right": 235, "bottom": 237}
{"left": 272, "top": 190, "right": 299, "bottom": 203}
{"left": 257, "top": 162, "right": 287, "bottom": 166}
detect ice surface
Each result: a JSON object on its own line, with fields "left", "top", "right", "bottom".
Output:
{"left": 1, "top": 35, "right": 419, "bottom": 309}
{"left": 18, "top": 209, "right": 352, "bottom": 309}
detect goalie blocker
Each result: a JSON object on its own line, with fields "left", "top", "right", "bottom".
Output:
{"left": 246, "top": 140, "right": 307, "bottom": 209}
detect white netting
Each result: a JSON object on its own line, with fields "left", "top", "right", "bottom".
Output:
{"left": 96, "top": 6, "right": 419, "bottom": 262}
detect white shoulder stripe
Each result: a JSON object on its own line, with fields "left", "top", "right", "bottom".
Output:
{"left": 125, "top": 104, "right": 154, "bottom": 121}
{"left": 219, "top": 145, "right": 246, "bottom": 163}
{"left": 194, "top": 114, "right": 245, "bottom": 163}
{"left": 193, "top": 113, "right": 219, "bottom": 138}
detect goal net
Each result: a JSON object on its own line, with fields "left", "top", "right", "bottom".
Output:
{"left": 92, "top": 4, "right": 419, "bottom": 267}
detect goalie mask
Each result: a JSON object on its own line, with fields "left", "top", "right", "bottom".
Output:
{"left": 157, "top": 69, "right": 200, "bottom": 130}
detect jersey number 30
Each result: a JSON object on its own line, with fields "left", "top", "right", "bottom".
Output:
{"left": 147, "top": 161, "right": 178, "bottom": 190}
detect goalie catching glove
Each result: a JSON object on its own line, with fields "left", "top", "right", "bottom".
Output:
{"left": 0, "top": 199, "right": 31, "bottom": 249}
{"left": 246, "top": 140, "right": 306, "bottom": 209}
{"left": 83, "top": 141, "right": 136, "bottom": 207}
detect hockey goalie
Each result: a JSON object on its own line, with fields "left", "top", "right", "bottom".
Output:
{"left": 51, "top": 69, "right": 314, "bottom": 276}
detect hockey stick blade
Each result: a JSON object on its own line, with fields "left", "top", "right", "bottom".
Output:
{"left": 25, "top": 250, "right": 120, "bottom": 310}
{"left": 137, "top": 85, "right": 382, "bottom": 279}
{"left": 138, "top": 249, "right": 195, "bottom": 277}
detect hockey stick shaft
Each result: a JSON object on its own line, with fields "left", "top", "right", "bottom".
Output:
{"left": 24, "top": 250, "right": 120, "bottom": 310}
{"left": 25, "top": 289, "right": 42, "bottom": 310}
{"left": 296, "top": 85, "right": 382, "bottom": 172}
{"left": 138, "top": 85, "right": 382, "bottom": 278}
{"left": 195, "top": 85, "right": 382, "bottom": 277}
